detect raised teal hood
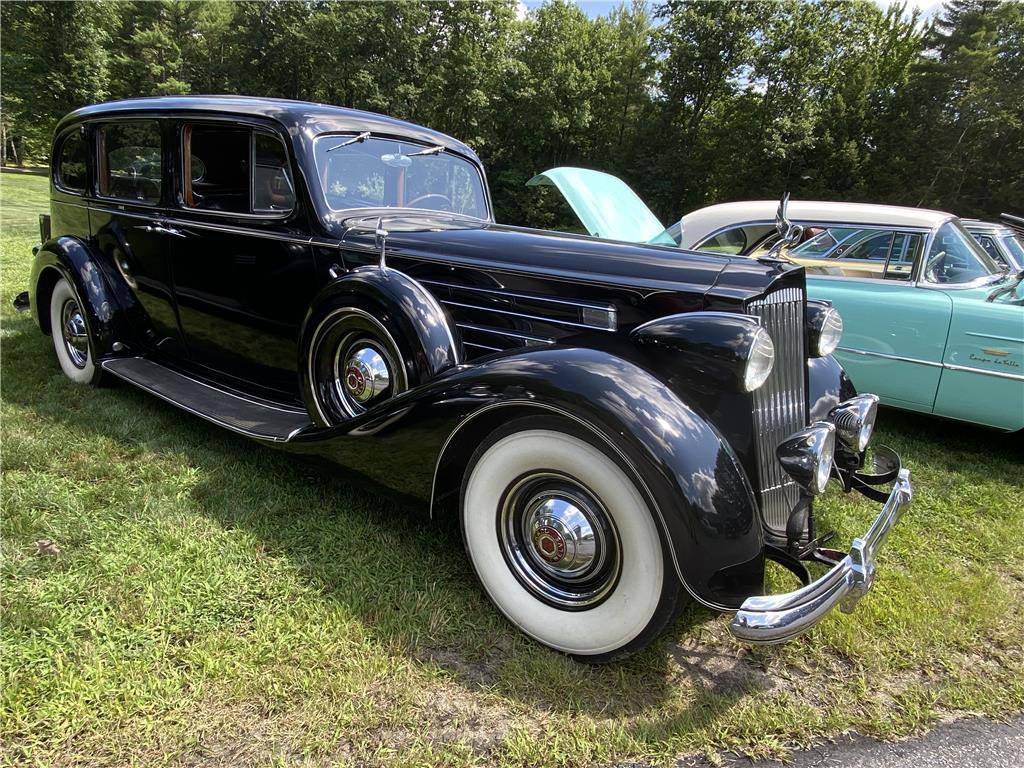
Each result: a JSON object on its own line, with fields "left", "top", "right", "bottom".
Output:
{"left": 528, "top": 167, "right": 676, "bottom": 245}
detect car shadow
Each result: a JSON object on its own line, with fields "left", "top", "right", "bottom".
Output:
{"left": 2, "top": 316, "right": 778, "bottom": 724}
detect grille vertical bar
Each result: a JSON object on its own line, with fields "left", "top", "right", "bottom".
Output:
{"left": 748, "top": 286, "right": 807, "bottom": 535}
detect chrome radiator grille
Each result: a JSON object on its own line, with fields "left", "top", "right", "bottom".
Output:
{"left": 748, "top": 286, "right": 808, "bottom": 534}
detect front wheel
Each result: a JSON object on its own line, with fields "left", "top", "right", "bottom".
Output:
{"left": 49, "top": 277, "right": 103, "bottom": 385}
{"left": 461, "top": 420, "right": 683, "bottom": 662}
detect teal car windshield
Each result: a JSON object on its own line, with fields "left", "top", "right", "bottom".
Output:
{"left": 924, "top": 221, "right": 1001, "bottom": 285}
{"left": 313, "top": 135, "right": 488, "bottom": 219}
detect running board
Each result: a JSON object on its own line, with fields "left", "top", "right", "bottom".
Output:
{"left": 101, "top": 357, "right": 312, "bottom": 442}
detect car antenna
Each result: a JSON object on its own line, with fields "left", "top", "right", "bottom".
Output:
{"left": 325, "top": 131, "right": 371, "bottom": 152}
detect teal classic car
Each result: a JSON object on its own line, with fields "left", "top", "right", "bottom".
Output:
{"left": 533, "top": 168, "right": 1024, "bottom": 431}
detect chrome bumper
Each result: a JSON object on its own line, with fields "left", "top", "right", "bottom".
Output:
{"left": 729, "top": 467, "right": 912, "bottom": 644}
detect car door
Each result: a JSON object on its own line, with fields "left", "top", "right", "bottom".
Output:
{"left": 89, "top": 119, "right": 188, "bottom": 358}
{"left": 806, "top": 230, "right": 954, "bottom": 412}
{"left": 165, "top": 121, "right": 318, "bottom": 397}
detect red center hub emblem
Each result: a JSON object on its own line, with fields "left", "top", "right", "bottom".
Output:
{"left": 345, "top": 366, "right": 366, "bottom": 397}
{"left": 533, "top": 525, "right": 566, "bottom": 563}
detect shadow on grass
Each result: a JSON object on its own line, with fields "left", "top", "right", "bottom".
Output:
{"left": 4, "top": 316, "right": 775, "bottom": 724}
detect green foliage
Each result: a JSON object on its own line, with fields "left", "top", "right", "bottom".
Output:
{"left": 1, "top": 0, "right": 1022, "bottom": 221}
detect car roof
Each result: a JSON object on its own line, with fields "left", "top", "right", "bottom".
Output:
{"left": 678, "top": 199, "right": 954, "bottom": 248}
{"left": 57, "top": 95, "right": 479, "bottom": 160}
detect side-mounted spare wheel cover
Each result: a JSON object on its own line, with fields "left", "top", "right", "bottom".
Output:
{"left": 300, "top": 267, "right": 460, "bottom": 426}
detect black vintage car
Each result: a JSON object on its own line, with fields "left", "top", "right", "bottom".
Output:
{"left": 17, "top": 96, "right": 911, "bottom": 661}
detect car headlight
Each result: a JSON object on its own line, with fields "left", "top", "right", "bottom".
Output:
{"left": 743, "top": 327, "right": 775, "bottom": 392}
{"left": 829, "top": 394, "right": 879, "bottom": 452}
{"left": 776, "top": 421, "right": 836, "bottom": 495}
{"left": 807, "top": 303, "right": 843, "bottom": 357}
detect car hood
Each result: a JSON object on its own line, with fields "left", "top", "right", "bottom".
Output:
{"left": 528, "top": 167, "right": 676, "bottom": 246}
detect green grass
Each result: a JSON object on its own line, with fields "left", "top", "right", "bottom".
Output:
{"left": 2, "top": 169, "right": 1023, "bottom": 767}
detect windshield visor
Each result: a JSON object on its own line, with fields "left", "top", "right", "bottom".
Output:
{"left": 314, "top": 135, "right": 488, "bottom": 219}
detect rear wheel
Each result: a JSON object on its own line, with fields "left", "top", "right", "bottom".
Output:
{"left": 461, "top": 419, "right": 683, "bottom": 662}
{"left": 49, "top": 277, "right": 103, "bottom": 385}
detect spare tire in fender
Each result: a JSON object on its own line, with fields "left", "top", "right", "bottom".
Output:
{"left": 299, "top": 266, "right": 460, "bottom": 426}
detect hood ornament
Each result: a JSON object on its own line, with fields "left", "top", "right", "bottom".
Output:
{"left": 764, "top": 192, "right": 803, "bottom": 260}
{"left": 375, "top": 216, "right": 389, "bottom": 271}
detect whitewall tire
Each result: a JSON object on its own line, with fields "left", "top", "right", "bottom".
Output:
{"left": 49, "top": 277, "right": 102, "bottom": 385}
{"left": 461, "top": 421, "right": 682, "bottom": 661}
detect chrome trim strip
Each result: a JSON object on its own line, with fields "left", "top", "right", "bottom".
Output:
{"left": 427, "top": 399, "right": 731, "bottom": 612}
{"left": 440, "top": 299, "right": 616, "bottom": 332}
{"left": 421, "top": 278, "right": 616, "bottom": 314}
{"left": 836, "top": 346, "right": 1024, "bottom": 381}
{"left": 965, "top": 331, "right": 1024, "bottom": 344}
{"left": 836, "top": 346, "right": 943, "bottom": 368}
{"left": 455, "top": 322, "right": 554, "bottom": 345}
{"left": 463, "top": 341, "right": 503, "bottom": 353}
{"left": 943, "top": 362, "right": 1024, "bottom": 382}
{"left": 731, "top": 468, "right": 912, "bottom": 644}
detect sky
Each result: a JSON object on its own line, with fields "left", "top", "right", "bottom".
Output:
{"left": 519, "top": 0, "right": 946, "bottom": 23}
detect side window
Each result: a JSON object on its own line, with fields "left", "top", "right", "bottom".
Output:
{"left": 790, "top": 227, "right": 859, "bottom": 258}
{"left": 183, "top": 124, "right": 250, "bottom": 213}
{"left": 252, "top": 131, "right": 295, "bottom": 213}
{"left": 56, "top": 131, "right": 88, "bottom": 193}
{"left": 974, "top": 235, "right": 1000, "bottom": 262}
{"left": 697, "top": 227, "right": 747, "bottom": 254}
{"left": 835, "top": 230, "right": 894, "bottom": 261}
{"left": 98, "top": 122, "right": 163, "bottom": 204}
{"left": 883, "top": 232, "right": 923, "bottom": 281}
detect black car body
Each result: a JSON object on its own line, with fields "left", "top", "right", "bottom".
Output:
{"left": 20, "top": 97, "right": 911, "bottom": 660}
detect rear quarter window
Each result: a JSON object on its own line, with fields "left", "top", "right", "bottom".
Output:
{"left": 56, "top": 131, "right": 88, "bottom": 193}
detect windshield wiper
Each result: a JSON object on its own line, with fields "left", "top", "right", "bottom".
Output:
{"left": 325, "top": 131, "right": 371, "bottom": 152}
{"left": 407, "top": 145, "right": 444, "bottom": 157}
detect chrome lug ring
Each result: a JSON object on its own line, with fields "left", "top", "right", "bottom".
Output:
{"left": 61, "top": 299, "right": 89, "bottom": 369}
{"left": 498, "top": 472, "right": 621, "bottom": 609}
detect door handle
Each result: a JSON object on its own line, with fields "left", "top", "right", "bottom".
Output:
{"left": 132, "top": 224, "right": 188, "bottom": 238}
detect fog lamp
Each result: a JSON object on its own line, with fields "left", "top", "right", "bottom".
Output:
{"left": 776, "top": 422, "right": 836, "bottom": 495}
{"left": 829, "top": 394, "right": 879, "bottom": 452}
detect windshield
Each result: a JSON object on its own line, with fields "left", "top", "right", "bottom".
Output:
{"left": 924, "top": 221, "right": 1001, "bottom": 285}
{"left": 1001, "top": 235, "right": 1024, "bottom": 268}
{"left": 313, "top": 135, "right": 488, "bottom": 219}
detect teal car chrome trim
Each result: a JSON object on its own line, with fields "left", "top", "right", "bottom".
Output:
{"left": 943, "top": 362, "right": 1024, "bottom": 381}
{"left": 837, "top": 346, "right": 1024, "bottom": 381}
{"left": 836, "top": 346, "right": 943, "bottom": 368}
{"left": 965, "top": 330, "right": 1024, "bottom": 343}
{"left": 731, "top": 467, "right": 912, "bottom": 644}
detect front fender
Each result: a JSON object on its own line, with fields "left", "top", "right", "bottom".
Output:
{"left": 30, "top": 236, "right": 134, "bottom": 357}
{"left": 808, "top": 353, "right": 857, "bottom": 422}
{"left": 288, "top": 346, "right": 765, "bottom": 610}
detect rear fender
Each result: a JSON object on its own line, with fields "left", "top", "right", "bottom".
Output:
{"left": 30, "top": 236, "right": 135, "bottom": 356}
{"left": 288, "top": 346, "right": 765, "bottom": 610}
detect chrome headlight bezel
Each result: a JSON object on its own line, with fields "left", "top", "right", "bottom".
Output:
{"left": 807, "top": 302, "right": 843, "bottom": 357}
{"left": 776, "top": 421, "right": 836, "bottom": 496}
{"left": 829, "top": 394, "right": 879, "bottom": 452}
{"left": 743, "top": 326, "right": 776, "bottom": 392}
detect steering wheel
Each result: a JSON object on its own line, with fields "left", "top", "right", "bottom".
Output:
{"left": 925, "top": 251, "right": 947, "bottom": 282}
{"left": 407, "top": 193, "right": 453, "bottom": 211}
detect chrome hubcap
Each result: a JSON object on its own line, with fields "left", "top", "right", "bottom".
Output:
{"left": 343, "top": 345, "right": 391, "bottom": 404}
{"left": 334, "top": 338, "right": 394, "bottom": 414}
{"left": 61, "top": 299, "right": 89, "bottom": 369}
{"left": 499, "top": 473, "right": 620, "bottom": 609}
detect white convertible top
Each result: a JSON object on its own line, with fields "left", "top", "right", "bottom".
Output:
{"left": 678, "top": 200, "right": 954, "bottom": 248}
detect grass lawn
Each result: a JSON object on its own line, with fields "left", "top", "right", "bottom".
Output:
{"left": 2, "top": 170, "right": 1023, "bottom": 767}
